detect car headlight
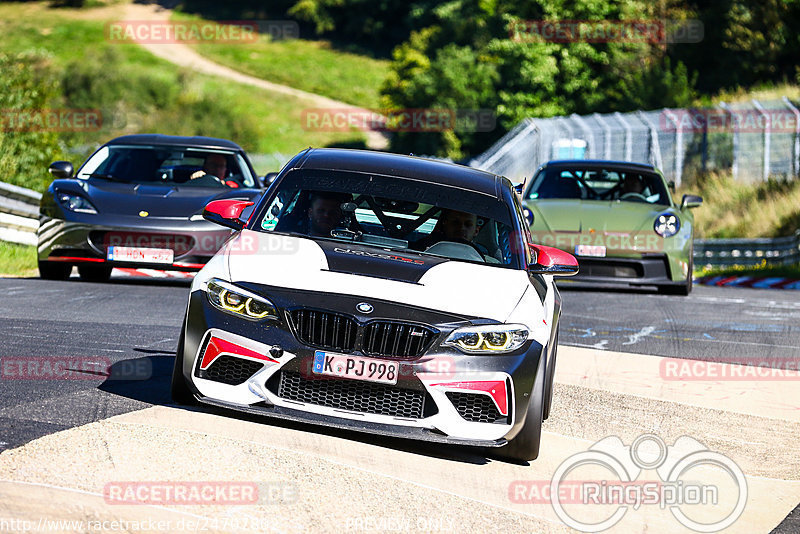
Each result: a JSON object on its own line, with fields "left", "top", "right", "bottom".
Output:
{"left": 654, "top": 212, "right": 680, "bottom": 238}
{"left": 56, "top": 191, "right": 97, "bottom": 214}
{"left": 444, "top": 324, "right": 529, "bottom": 354}
{"left": 206, "top": 279, "right": 279, "bottom": 321}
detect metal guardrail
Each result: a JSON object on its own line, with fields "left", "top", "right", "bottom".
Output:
{"left": 694, "top": 232, "right": 800, "bottom": 268}
{"left": 0, "top": 181, "right": 41, "bottom": 246}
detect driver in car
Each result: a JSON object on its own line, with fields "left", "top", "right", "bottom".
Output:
{"left": 307, "top": 192, "right": 347, "bottom": 237}
{"left": 411, "top": 209, "right": 484, "bottom": 255}
{"left": 190, "top": 154, "right": 239, "bottom": 187}
{"left": 619, "top": 175, "right": 645, "bottom": 197}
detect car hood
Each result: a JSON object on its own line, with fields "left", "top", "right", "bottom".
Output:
{"left": 223, "top": 231, "right": 531, "bottom": 323}
{"left": 77, "top": 179, "right": 260, "bottom": 218}
{"left": 527, "top": 199, "right": 675, "bottom": 234}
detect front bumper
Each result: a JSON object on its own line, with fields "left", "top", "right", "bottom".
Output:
{"left": 179, "top": 286, "right": 546, "bottom": 445}
{"left": 37, "top": 215, "right": 233, "bottom": 271}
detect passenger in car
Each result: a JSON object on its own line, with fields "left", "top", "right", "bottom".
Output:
{"left": 410, "top": 209, "right": 485, "bottom": 255}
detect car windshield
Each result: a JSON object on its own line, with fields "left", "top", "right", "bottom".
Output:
{"left": 256, "top": 169, "right": 524, "bottom": 268}
{"left": 528, "top": 167, "right": 671, "bottom": 206}
{"left": 76, "top": 144, "right": 256, "bottom": 188}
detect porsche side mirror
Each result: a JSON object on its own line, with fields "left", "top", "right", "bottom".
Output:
{"left": 261, "top": 172, "right": 278, "bottom": 188}
{"left": 203, "top": 199, "right": 254, "bottom": 231}
{"left": 681, "top": 194, "right": 703, "bottom": 210}
{"left": 48, "top": 161, "right": 74, "bottom": 179}
{"left": 527, "top": 244, "right": 579, "bottom": 276}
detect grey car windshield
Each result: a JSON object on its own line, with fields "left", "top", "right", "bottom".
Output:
{"left": 257, "top": 170, "right": 524, "bottom": 268}
{"left": 77, "top": 145, "right": 256, "bottom": 188}
{"left": 529, "top": 167, "right": 671, "bottom": 206}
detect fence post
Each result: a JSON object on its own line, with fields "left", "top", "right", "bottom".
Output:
{"left": 783, "top": 96, "right": 800, "bottom": 178}
{"left": 637, "top": 111, "right": 664, "bottom": 171}
{"left": 752, "top": 99, "right": 770, "bottom": 180}
{"left": 719, "top": 102, "right": 738, "bottom": 182}
{"left": 614, "top": 112, "right": 633, "bottom": 161}
{"left": 593, "top": 113, "right": 612, "bottom": 159}
{"left": 663, "top": 109, "right": 683, "bottom": 187}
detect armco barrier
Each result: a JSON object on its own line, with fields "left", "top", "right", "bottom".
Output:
{"left": 0, "top": 181, "right": 40, "bottom": 246}
{"left": 694, "top": 232, "right": 800, "bottom": 268}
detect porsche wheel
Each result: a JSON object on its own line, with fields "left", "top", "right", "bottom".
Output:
{"left": 78, "top": 264, "right": 112, "bottom": 282}
{"left": 38, "top": 261, "right": 71, "bottom": 280}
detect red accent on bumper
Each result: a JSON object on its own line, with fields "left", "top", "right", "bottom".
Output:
{"left": 200, "top": 336, "right": 277, "bottom": 370}
{"left": 46, "top": 256, "right": 106, "bottom": 263}
{"left": 431, "top": 380, "right": 508, "bottom": 416}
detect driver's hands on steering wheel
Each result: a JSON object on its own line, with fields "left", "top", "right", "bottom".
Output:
{"left": 619, "top": 191, "right": 649, "bottom": 202}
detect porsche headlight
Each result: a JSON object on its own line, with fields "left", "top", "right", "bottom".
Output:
{"left": 57, "top": 191, "right": 97, "bottom": 214}
{"left": 444, "top": 324, "right": 529, "bottom": 354}
{"left": 206, "top": 279, "right": 278, "bottom": 321}
{"left": 654, "top": 212, "right": 680, "bottom": 238}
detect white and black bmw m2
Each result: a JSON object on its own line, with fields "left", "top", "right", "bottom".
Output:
{"left": 172, "top": 148, "right": 578, "bottom": 461}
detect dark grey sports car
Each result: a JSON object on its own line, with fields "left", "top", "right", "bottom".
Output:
{"left": 38, "top": 134, "right": 265, "bottom": 281}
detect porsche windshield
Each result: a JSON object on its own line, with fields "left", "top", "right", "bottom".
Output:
{"left": 257, "top": 170, "right": 523, "bottom": 268}
{"left": 76, "top": 145, "right": 256, "bottom": 188}
{"left": 528, "top": 167, "right": 671, "bottom": 206}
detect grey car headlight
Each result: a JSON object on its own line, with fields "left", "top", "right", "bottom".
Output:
{"left": 654, "top": 212, "right": 680, "bottom": 238}
{"left": 444, "top": 324, "right": 529, "bottom": 354}
{"left": 57, "top": 191, "right": 98, "bottom": 214}
{"left": 206, "top": 278, "right": 279, "bottom": 321}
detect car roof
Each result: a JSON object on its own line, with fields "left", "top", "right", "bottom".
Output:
{"left": 542, "top": 159, "right": 659, "bottom": 173}
{"left": 293, "top": 148, "right": 509, "bottom": 197}
{"left": 105, "top": 134, "right": 244, "bottom": 151}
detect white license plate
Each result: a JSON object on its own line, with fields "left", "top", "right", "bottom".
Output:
{"left": 107, "top": 246, "right": 174, "bottom": 264}
{"left": 312, "top": 350, "right": 398, "bottom": 385}
{"left": 575, "top": 245, "right": 606, "bottom": 257}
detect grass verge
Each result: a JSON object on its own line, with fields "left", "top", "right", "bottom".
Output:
{"left": 678, "top": 171, "right": 800, "bottom": 238}
{"left": 696, "top": 263, "right": 800, "bottom": 279}
{"left": 172, "top": 11, "right": 389, "bottom": 110}
{"left": 0, "top": 242, "right": 37, "bottom": 277}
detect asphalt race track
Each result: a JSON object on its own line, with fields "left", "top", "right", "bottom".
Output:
{"left": 0, "top": 274, "right": 798, "bottom": 533}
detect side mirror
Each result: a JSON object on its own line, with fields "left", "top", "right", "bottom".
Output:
{"left": 261, "top": 172, "right": 278, "bottom": 188}
{"left": 203, "top": 199, "right": 254, "bottom": 231}
{"left": 680, "top": 194, "right": 703, "bottom": 210}
{"left": 667, "top": 180, "right": 676, "bottom": 192}
{"left": 48, "top": 161, "right": 74, "bottom": 179}
{"left": 527, "top": 244, "right": 579, "bottom": 276}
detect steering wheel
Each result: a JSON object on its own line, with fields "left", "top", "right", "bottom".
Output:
{"left": 619, "top": 192, "right": 649, "bottom": 202}
{"left": 425, "top": 238, "right": 486, "bottom": 261}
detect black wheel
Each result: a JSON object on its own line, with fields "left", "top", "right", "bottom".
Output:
{"left": 78, "top": 264, "right": 112, "bottom": 282}
{"left": 38, "top": 261, "right": 71, "bottom": 280}
{"left": 171, "top": 324, "right": 196, "bottom": 405}
{"left": 494, "top": 347, "right": 547, "bottom": 462}
{"left": 659, "top": 257, "right": 692, "bottom": 295}
{"left": 543, "top": 331, "right": 559, "bottom": 421}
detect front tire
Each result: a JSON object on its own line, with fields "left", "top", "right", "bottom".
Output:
{"left": 38, "top": 261, "right": 71, "bottom": 280}
{"left": 170, "top": 324, "right": 196, "bottom": 405}
{"left": 494, "top": 348, "right": 547, "bottom": 462}
{"left": 78, "top": 264, "right": 112, "bottom": 282}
